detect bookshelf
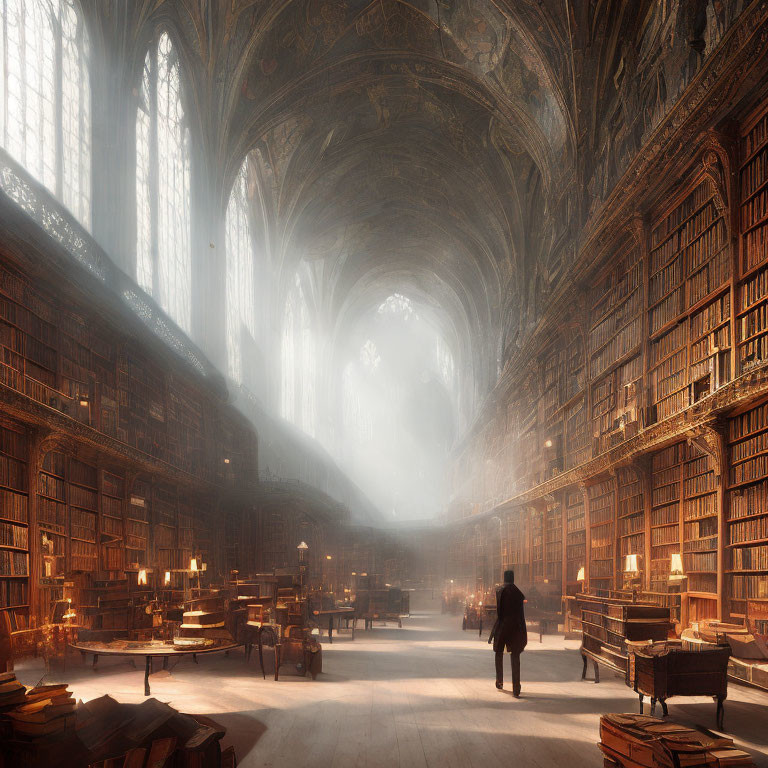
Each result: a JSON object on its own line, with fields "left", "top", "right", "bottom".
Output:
{"left": 101, "top": 469, "right": 125, "bottom": 572}
{"left": 588, "top": 247, "right": 643, "bottom": 456}
{"left": 649, "top": 178, "right": 732, "bottom": 422}
{"left": 126, "top": 477, "right": 151, "bottom": 569}
{"left": 530, "top": 507, "right": 544, "bottom": 583}
{"left": 738, "top": 104, "right": 768, "bottom": 370}
{"left": 0, "top": 421, "right": 29, "bottom": 631}
{"left": 616, "top": 465, "right": 645, "bottom": 582}
{"left": 587, "top": 478, "right": 616, "bottom": 592}
{"left": 727, "top": 398, "right": 768, "bottom": 624}
{"left": 565, "top": 488, "right": 585, "bottom": 591}
{"left": 544, "top": 500, "right": 562, "bottom": 585}
{"left": 649, "top": 443, "right": 683, "bottom": 591}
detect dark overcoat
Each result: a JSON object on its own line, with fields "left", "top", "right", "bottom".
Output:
{"left": 488, "top": 583, "right": 527, "bottom": 654}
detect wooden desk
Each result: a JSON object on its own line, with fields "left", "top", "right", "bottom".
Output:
{"left": 69, "top": 639, "right": 241, "bottom": 695}
{"left": 312, "top": 607, "right": 356, "bottom": 643}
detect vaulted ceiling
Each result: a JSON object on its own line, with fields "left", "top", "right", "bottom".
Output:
{"left": 82, "top": 0, "right": 742, "bottom": 408}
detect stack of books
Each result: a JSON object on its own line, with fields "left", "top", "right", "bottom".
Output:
{"left": 7, "top": 682, "right": 76, "bottom": 737}
{"left": 0, "top": 670, "right": 26, "bottom": 710}
{"left": 599, "top": 713, "right": 755, "bottom": 767}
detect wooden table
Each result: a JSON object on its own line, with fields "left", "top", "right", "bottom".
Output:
{"left": 69, "top": 639, "right": 241, "bottom": 695}
{"left": 312, "top": 607, "right": 356, "bottom": 643}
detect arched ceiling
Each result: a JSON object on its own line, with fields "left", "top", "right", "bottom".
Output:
{"left": 82, "top": 0, "right": 744, "bottom": 410}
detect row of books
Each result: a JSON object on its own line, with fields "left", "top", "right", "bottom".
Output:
{"left": 684, "top": 455, "right": 712, "bottom": 478}
{"left": 589, "top": 317, "right": 642, "bottom": 380}
{"left": 652, "top": 526, "right": 680, "bottom": 546}
{"left": 651, "top": 181, "right": 712, "bottom": 249}
{"left": 652, "top": 484, "right": 680, "bottom": 508}
{"left": 730, "top": 453, "right": 768, "bottom": 485}
{"left": 743, "top": 221, "right": 768, "bottom": 273}
{"left": 650, "top": 257, "right": 682, "bottom": 305}
{"left": 0, "top": 521, "right": 27, "bottom": 548}
{"left": 737, "top": 300, "right": 768, "bottom": 341}
{"left": 683, "top": 493, "right": 717, "bottom": 520}
{"left": 683, "top": 551, "right": 716, "bottom": 571}
{"left": 682, "top": 535, "right": 717, "bottom": 553}
{"left": 650, "top": 288, "right": 683, "bottom": 334}
{"left": 0, "top": 426, "right": 27, "bottom": 461}
{"left": 589, "top": 259, "right": 642, "bottom": 325}
{"left": 742, "top": 143, "right": 768, "bottom": 199}
{"left": 0, "top": 579, "right": 27, "bottom": 606}
{"left": 730, "top": 572, "right": 768, "bottom": 598}
{"left": 590, "top": 560, "right": 613, "bottom": 578}
{"left": 732, "top": 428, "right": 768, "bottom": 463}
{"left": 683, "top": 472, "right": 716, "bottom": 498}
{"left": 651, "top": 503, "right": 679, "bottom": 527}
{"left": 69, "top": 457, "right": 97, "bottom": 489}
{"left": 37, "top": 497, "right": 66, "bottom": 526}
{"left": 650, "top": 349, "right": 686, "bottom": 396}
{"left": 743, "top": 113, "right": 768, "bottom": 158}
{"left": 652, "top": 192, "right": 716, "bottom": 260}
{"left": 588, "top": 288, "right": 642, "bottom": 352}
{"left": 686, "top": 248, "right": 730, "bottom": 308}
{"left": 590, "top": 505, "right": 614, "bottom": 526}
{"left": 0, "top": 549, "right": 27, "bottom": 575}
{"left": 731, "top": 543, "right": 768, "bottom": 570}
{"left": 618, "top": 495, "right": 644, "bottom": 518}
{"left": 0, "top": 488, "right": 27, "bottom": 522}
{"left": 729, "top": 479, "right": 768, "bottom": 518}
{"left": 741, "top": 187, "right": 768, "bottom": 231}
{"left": 729, "top": 402, "right": 768, "bottom": 441}
{"left": 651, "top": 323, "right": 686, "bottom": 366}
{"left": 739, "top": 335, "right": 768, "bottom": 368}
{"left": 0, "top": 454, "right": 26, "bottom": 493}
{"left": 38, "top": 472, "right": 65, "bottom": 501}
{"left": 687, "top": 219, "right": 727, "bottom": 274}
{"left": 620, "top": 533, "right": 644, "bottom": 556}
{"left": 0, "top": 293, "right": 57, "bottom": 346}
{"left": 690, "top": 327, "right": 729, "bottom": 367}
{"left": 684, "top": 516, "right": 717, "bottom": 541}
{"left": 729, "top": 514, "right": 768, "bottom": 544}
{"left": 691, "top": 292, "right": 730, "bottom": 339}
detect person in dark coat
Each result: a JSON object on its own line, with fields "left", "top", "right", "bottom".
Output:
{"left": 487, "top": 569, "right": 527, "bottom": 696}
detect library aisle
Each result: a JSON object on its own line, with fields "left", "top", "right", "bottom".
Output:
{"left": 13, "top": 611, "right": 768, "bottom": 768}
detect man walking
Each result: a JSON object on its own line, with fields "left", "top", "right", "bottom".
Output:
{"left": 488, "top": 569, "right": 527, "bottom": 696}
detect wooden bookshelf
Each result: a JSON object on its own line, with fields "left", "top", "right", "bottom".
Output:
{"left": 544, "top": 500, "right": 562, "bottom": 585}
{"left": 649, "top": 177, "right": 732, "bottom": 422}
{"left": 649, "top": 443, "right": 683, "bottom": 591}
{"left": 589, "top": 247, "right": 643, "bottom": 456}
{"left": 616, "top": 465, "right": 645, "bottom": 579}
{"left": 565, "top": 488, "right": 585, "bottom": 590}
{"left": 0, "top": 420, "right": 29, "bottom": 629}
{"left": 738, "top": 104, "right": 768, "bottom": 371}
{"left": 727, "top": 397, "right": 768, "bottom": 626}
{"left": 587, "top": 478, "right": 616, "bottom": 592}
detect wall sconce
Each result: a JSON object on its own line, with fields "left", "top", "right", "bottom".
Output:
{"left": 361, "top": 572, "right": 368, "bottom": 577}
{"left": 223, "top": 458, "right": 230, "bottom": 464}
{"left": 137, "top": 568, "right": 148, "bottom": 586}
{"left": 190, "top": 558, "right": 199, "bottom": 572}
{"left": 326, "top": 555, "right": 332, "bottom": 560}
{"left": 544, "top": 439, "right": 553, "bottom": 448}
{"left": 78, "top": 394, "right": 90, "bottom": 408}
{"left": 351, "top": 571, "right": 357, "bottom": 576}
{"left": 164, "top": 571, "right": 171, "bottom": 585}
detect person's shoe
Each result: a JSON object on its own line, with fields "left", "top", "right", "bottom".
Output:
{"left": 495, "top": 682, "right": 503, "bottom": 690}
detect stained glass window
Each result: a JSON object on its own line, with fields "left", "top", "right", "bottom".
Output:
{"left": 225, "top": 160, "right": 256, "bottom": 383}
{"left": 0, "top": 0, "right": 91, "bottom": 228}
{"left": 281, "top": 271, "right": 316, "bottom": 437}
{"left": 136, "top": 32, "right": 191, "bottom": 333}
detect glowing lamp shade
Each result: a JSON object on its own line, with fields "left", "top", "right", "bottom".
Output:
{"left": 137, "top": 568, "right": 148, "bottom": 586}
{"left": 201, "top": 562, "right": 207, "bottom": 572}
{"left": 164, "top": 571, "right": 171, "bottom": 585}
{"left": 297, "top": 541, "right": 309, "bottom": 551}
{"left": 576, "top": 567, "right": 585, "bottom": 582}
{"left": 326, "top": 555, "right": 332, "bottom": 560}
{"left": 624, "top": 554, "right": 639, "bottom": 575}
{"left": 190, "top": 557, "right": 199, "bottom": 572}
{"left": 670, "top": 553, "right": 684, "bottom": 577}
{"left": 544, "top": 439, "right": 553, "bottom": 448}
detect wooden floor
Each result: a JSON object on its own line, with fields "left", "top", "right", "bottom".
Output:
{"left": 16, "top": 605, "right": 768, "bottom": 767}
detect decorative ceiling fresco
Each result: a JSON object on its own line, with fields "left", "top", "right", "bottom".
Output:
{"left": 80, "top": 0, "right": 751, "bottom": 409}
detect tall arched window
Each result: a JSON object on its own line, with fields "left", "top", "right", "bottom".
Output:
{"left": 0, "top": 0, "right": 91, "bottom": 228}
{"left": 225, "top": 160, "right": 256, "bottom": 383}
{"left": 281, "top": 272, "right": 316, "bottom": 436}
{"left": 136, "top": 32, "right": 191, "bottom": 332}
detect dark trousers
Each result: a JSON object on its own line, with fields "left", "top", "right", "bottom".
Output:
{"left": 495, "top": 651, "right": 521, "bottom": 690}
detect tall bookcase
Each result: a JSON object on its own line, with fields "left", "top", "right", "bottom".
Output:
{"left": 616, "top": 465, "right": 644, "bottom": 579}
{"left": 587, "top": 478, "right": 616, "bottom": 592}
{"left": 0, "top": 421, "right": 29, "bottom": 630}
{"left": 565, "top": 488, "right": 585, "bottom": 591}
{"left": 101, "top": 469, "right": 125, "bottom": 573}
{"left": 588, "top": 247, "right": 643, "bottom": 456}
{"left": 738, "top": 104, "right": 768, "bottom": 369}
{"left": 545, "top": 500, "right": 562, "bottom": 584}
{"left": 649, "top": 443, "right": 683, "bottom": 591}
{"left": 649, "top": 178, "right": 732, "bottom": 422}
{"left": 530, "top": 508, "right": 544, "bottom": 583}
{"left": 727, "top": 398, "right": 768, "bottom": 632}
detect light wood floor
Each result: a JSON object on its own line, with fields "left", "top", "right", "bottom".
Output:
{"left": 16, "top": 606, "right": 768, "bottom": 767}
